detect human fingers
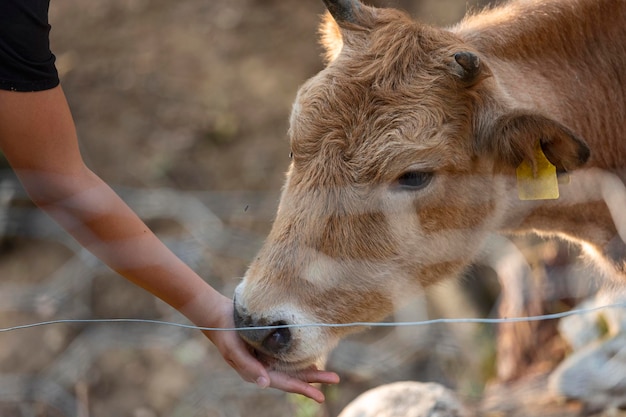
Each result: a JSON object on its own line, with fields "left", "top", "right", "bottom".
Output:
{"left": 205, "top": 328, "right": 271, "bottom": 388}
{"left": 211, "top": 330, "right": 335, "bottom": 402}
{"left": 287, "top": 365, "right": 341, "bottom": 385}
{"left": 267, "top": 367, "right": 340, "bottom": 403}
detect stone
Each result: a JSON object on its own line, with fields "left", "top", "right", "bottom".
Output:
{"left": 549, "top": 333, "right": 626, "bottom": 410}
{"left": 337, "top": 381, "right": 469, "bottom": 417}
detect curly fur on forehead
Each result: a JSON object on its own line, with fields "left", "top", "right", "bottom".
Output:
{"left": 289, "top": 30, "right": 481, "bottom": 188}
{"left": 290, "top": 8, "right": 488, "bottom": 186}
{"left": 321, "top": 6, "right": 468, "bottom": 84}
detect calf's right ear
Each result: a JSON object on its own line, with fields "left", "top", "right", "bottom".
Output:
{"left": 320, "top": 12, "right": 345, "bottom": 63}
{"left": 320, "top": 0, "right": 376, "bottom": 63}
{"left": 478, "top": 111, "right": 590, "bottom": 173}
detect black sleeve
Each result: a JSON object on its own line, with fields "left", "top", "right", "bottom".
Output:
{"left": 0, "top": 0, "right": 60, "bottom": 92}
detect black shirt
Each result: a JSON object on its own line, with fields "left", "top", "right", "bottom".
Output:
{"left": 0, "top": 0, "right": 59, "bottom": 92}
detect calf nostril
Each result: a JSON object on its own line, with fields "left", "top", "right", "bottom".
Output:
{"left": 262, "top": 321, "right": 291, "bottom": 354}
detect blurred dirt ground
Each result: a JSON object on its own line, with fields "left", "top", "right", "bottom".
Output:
{"left": 0, "top": 1, "right": 612, "bottom": 416}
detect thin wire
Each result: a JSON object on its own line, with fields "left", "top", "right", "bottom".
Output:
{"left": 1, "top": 302, "right": 625, "bottom": 333}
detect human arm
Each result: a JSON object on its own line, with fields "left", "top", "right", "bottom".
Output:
{"left": 0, "top": 86, "right": 339, "bottom": 402}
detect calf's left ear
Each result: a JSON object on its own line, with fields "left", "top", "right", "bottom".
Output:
{"left": 479, "top": 112, "right": 590, "bottom": 173}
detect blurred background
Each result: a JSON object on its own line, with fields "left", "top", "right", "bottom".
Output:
{"left": 0, "top": 1, "right": 622, "bottom": 416}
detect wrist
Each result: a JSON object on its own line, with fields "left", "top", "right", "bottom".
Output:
{"left": 177, "top": 283, "right": 232, "bottom": 330}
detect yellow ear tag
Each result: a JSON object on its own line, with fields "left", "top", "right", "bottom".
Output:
{"left": 516, "top": 142, "right": 559, "bottom": 200}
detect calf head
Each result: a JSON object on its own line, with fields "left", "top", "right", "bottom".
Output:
{"left": 234, "top": 0, "right": 589, "bottom": 371}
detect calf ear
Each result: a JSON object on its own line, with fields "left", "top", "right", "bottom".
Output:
{"left": 320, "top": 12, "right": 345, "bottom": 63}
{"left": 480, "top": 112, "right": 590, "bottom": 173}
{"left": 319, "top": 0, "right": 376, "bottom": 64}
{"left": 320, "top": 0, "right": 362, "bottom": 63}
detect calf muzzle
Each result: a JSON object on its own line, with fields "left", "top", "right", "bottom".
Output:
{"left": 233, "top": 302, "right": 292, "bottom": 355}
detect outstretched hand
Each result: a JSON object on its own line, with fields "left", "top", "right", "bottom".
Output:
{"left": 192, "top": 292, "right": 340, "bottom": 403}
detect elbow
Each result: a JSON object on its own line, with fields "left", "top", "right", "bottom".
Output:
{"left": 16, "top": 166, "right": 99, "bottom": 209}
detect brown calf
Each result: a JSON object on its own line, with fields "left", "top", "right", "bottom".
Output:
{"left": 233, "top": 0, "right": 626, "bottom": 371}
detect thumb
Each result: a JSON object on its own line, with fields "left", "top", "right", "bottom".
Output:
{"left": 255, "top": 374, "right": 270, "bottom": 389}
{"left": 212, "top": 329, "right": 271, "bottom": 387}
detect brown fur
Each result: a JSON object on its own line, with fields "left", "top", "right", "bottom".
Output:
{"left": 234, "top": 0, "right": 626, "bottom": 370}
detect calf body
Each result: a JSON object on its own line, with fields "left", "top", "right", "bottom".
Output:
{"left": 461, "top": 0, "right": 626, "bottom": 270}
{"left": 234, "top": 0, "right": 626, "bottom": 371}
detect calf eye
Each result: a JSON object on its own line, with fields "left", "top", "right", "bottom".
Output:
{"left": 395, "top": 171, "right": 433, "bottom": 191}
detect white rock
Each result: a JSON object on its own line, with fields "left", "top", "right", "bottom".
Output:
{"left": 558, "top": 291, "right": 626, "bottom": 350}
{"left": 337, "top": 381, "right": 469, "bottom": 417}
{"left": 549, "top": 333, "right": 626, "bottom": 409}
